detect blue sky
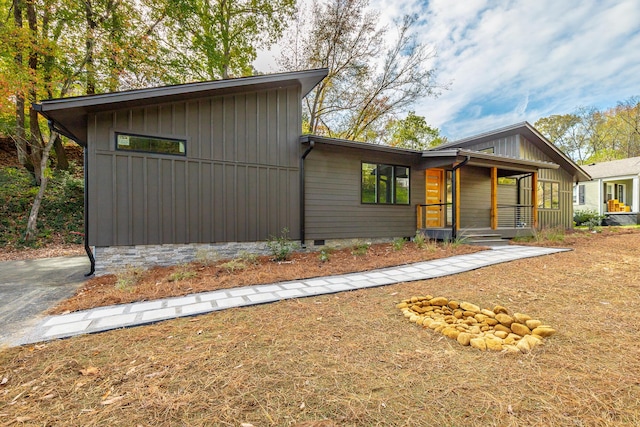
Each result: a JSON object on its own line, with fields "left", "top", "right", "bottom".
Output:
{"left": 256, "top": 0, "right": 640, "bottom": 140}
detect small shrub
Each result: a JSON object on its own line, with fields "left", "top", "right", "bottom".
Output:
{"left": 392, "top": 237, "right": 407, "bottom": 251}
{"left": 318, "top": 247, "right": 334, "bottom": 263}
{"left": 168, "top": 265, "right": 197, "bottom": 282}
{"left": 414, "top": 231, "right": 438, "bottom": 251}
{"left": 351, "top": 241, "right": 370, "bottom": 256}
{"left": 267, "top": 227, "right": 298, "bottom": 261}
{"left": 220, "top": 259, "right": 246, "bottom": 273}
{"left": 195, "top": 249, "right": 221, "bottom": 266}
{"left": 531, "top": 227, "right": 566, "bottom": 243}
{"left": 237, "top": 250, "right": 259, "bottom": 265}
{"left": 115, "top": 266, "right": 143, "bottom": 291}
{"left": 443, "top": 235, "right": 467, "bottom": 249}
{"left": 574, "top": 209, "right": 605, "bottom": 230}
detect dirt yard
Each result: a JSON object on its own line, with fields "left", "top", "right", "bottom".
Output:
{"left": 1, "top": 229, "right": 639, "bottom": 426}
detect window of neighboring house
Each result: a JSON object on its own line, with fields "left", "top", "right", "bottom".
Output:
{"left": 116, "top": 132, "right": 186, "bottom": 156}
{"left": 361, "top": 162, "right": 410, "bottom": 205}
{"left": 537, "top": 181, "right": 560, "bottom": 209}
{"left": 573, "top": 184, "right": 585, "bottom": 205}
{"left": 617, "top": 184, "right": 626, "bottom": 204}
{"left": 606, "top": 183, "right": 614, "bottom": 201}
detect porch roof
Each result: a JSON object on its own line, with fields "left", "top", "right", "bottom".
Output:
{"left": 431, "top": 122, "right": 591, "bottom": 182}
{"left": 421, "top": 148, "right": 559, "bottom": 174}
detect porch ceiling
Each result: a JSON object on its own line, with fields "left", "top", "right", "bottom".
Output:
{"left": 421, "top": 149, "right": 559, "bottom": 174}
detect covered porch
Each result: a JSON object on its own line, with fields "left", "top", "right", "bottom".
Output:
{"left": 599, "top": 177, "right": 640, "bottom": 225}
{"left": 415, "top": 149, "right": 559, "bottom": 241}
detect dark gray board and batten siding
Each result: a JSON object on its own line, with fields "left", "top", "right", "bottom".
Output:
{"left": 304, "top": 145, "right": 425, "bottom": 240}
{"left": 88, "top": 86, "right": 302, "bottom": 247}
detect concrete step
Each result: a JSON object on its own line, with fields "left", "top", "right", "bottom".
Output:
{"left": 461, "top": 234, "right": 510, "bottom": 247}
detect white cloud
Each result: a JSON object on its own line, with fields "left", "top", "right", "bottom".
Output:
{"left": 412, "top": 0, "right": 640, "bottom": 138}
{"left": 254, "top": 0, "right": 640, "bottom": 140}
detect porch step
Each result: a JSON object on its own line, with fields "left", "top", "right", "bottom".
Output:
{"left": 461, "top": 233, "right": 510, "bottom": 247}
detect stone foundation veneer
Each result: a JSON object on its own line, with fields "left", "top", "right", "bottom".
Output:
{"left": 93, "top": 237, "right": 402, "bottom": 276}
{"left": 93, "top": 242, "right": 271, "bottom": 276}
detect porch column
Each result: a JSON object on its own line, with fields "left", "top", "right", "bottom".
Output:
{"left": 597, "top": 179, "right": 603, "bottom": 215}
{"left": 491, "top": 167, "right": 498, "bottom": 229}
{"left": 532, "top": 172, "right": 538, "bottom": 228}
{"left": 633, "top": 176, "right": 639, "bottom": 212}
{"left": 455, "top": 167, "right": 461, "bottom": 231}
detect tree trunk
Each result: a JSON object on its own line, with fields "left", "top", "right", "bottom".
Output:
{"left": 13, "top": 0, "right": 29, "bottom": 167}
{"left": 85, "top": 0, "right": 97, "bottom": 95}
{"left": 24, "top": 130, "right": 58, "bottom": 242}
{"left": 53, "top": 136, "right": 69, "bottom": 170}
{"left": 27, "top": 0, "right": 44, "bottom": 184}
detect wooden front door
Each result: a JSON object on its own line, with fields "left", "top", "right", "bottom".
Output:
{"left": 425, "top": 168, "right": 444, "bottom": 227}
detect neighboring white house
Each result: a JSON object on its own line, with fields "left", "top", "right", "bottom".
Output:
{"left": 574, "top": 157, "right": 640, "bottom": 224}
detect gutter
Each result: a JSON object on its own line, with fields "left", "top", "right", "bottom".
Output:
{"left": 299, "top": 140, "right": 315, "bottom": 247}
{"left": 43, "top": 116, "right": 95, "bottom": 276}
{"left": 451, "top": 155, "right": 471, "bottom": 240}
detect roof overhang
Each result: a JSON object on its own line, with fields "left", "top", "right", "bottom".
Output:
{"left": 300, "top": 134, "right": 423, "bottom": 157}
{"left": 432, "top": 122, "right": 591, "bottom": 182}
{"left": 34, "top": 68, "right": 329, "bottom": 146}
{"left": 422, "top": 149, "right": 560, "bottom": 174}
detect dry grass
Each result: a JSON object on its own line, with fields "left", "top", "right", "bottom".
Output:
{"left": 1, "top": 230, "right": 640, "bottom": 426}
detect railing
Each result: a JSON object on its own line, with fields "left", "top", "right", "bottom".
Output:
{"left": 497, "top": 204, "right": 533, "bottom": 229}
{"left": 416, "top": 203, "right": 451, "bottom": 229}
{"left": 418, "top": 203, "right": 534, "bottom": 229}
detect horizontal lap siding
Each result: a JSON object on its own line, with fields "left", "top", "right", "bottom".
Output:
{"left": 88, "top": 86, "right": 301, "bottom": 246}
{"left": 459, "top": 166, "right": 491, "bottom": 229}
{"left": 305, "top": 147, "right": 424, "bottom": 240}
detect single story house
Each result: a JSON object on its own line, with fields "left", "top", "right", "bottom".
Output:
{"left": 34, "top": 69, "right": 589, "bottom": 275}
{"left": 574, "top": 157, "right": 640, "bottom": 225}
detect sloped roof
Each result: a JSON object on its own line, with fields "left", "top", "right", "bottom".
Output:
{"left": 431, "top": 121, "right": 590, "bottom": 182}
{"left": 33, "top": 69, "right": 329, "bottom": 146}
{"left": 580, "top": 156, "right": 640, "bottom": 179}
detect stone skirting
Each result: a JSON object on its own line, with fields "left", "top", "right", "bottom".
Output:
{"left": 93, "top": 242, "right": 271, "bottom": 276}
{"left": 93, "top": 237, "right": 403, "bottom": 276}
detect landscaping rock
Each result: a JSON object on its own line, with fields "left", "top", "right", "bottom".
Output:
{"left": 397, "top": 296, "right": 555, "bottom": 353}
{"left": 495, "top": 313, "right": 514, "bottom": 327}
{"left": 460, "top": 301, "right": 481, "bottom": 313}
{"left": 510, "top": 323, "right": 531, "bottom": 337}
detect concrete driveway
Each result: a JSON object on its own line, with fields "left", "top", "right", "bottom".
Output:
{"left": 0, "top": 256, "right": 90, "bottom": 346}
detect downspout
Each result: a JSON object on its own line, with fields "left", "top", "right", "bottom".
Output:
{"left": 44, "top": 118, "right": 95, "bottom": 276}
{"left": 83, "top": 146, "right": 95, "bottom": 276}
{"left": 451, "top": 155, "right": 470, "bottom": 240}
{"left": 300, "top": 140, "right": 315, "bottom": 248}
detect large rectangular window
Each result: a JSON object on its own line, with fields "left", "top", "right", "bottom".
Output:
{"left": 361, "top": 163, "right": 410, "bottom": 205}
{"left": 537, "top": 181, "right": 559, "bottom": 209}
{"left": 116, "top": 132, "right": 186, "bottom": 156}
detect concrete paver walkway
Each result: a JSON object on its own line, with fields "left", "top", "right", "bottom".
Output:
{"left": 6, "top": 245, "right": 568, "bottom": 347}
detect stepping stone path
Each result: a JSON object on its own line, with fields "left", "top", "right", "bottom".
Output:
{"left": 397, "top": 295, "right": 556, "bottom": 353}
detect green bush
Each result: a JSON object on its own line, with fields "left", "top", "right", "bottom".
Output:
{"left": 392, "top": 237, "right": 407, "bottom": 251}
{"left": 267, "top": 227, "right": 298, "bottom": 261}
{"left": 351, "top": 241, "right": 370, "bottom": 256}
{"left": 0, "top": 167, "right": 84, "bottom": 248}
{"left": 574, "top": 209, "right": 605, "bottom": 229}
